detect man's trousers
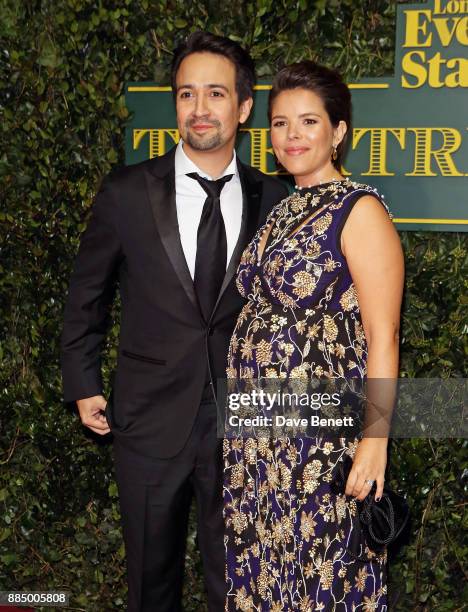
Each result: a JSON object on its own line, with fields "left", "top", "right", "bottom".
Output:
{"left": 112, "top": 400, "right": 225, "bottom": 611}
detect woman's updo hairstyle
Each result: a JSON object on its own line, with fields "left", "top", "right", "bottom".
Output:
{"left": 268, "top": 60, "right": 352, "bottom": 170}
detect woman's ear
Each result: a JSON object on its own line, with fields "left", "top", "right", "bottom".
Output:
{"left": 333, "top": 120, "right": 348, "bottom": 147}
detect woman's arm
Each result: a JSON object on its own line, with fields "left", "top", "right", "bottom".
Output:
{"left": 341, "top": 194, "right": 405, "bottom": 502}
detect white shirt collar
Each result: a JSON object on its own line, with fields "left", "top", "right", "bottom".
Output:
{"left": 175, "top": 139, "right": 238, "bottom": 181}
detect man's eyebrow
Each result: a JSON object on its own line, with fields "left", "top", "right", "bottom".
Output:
{"left": 206, "top": 84, "right": 229, "bottom": 91}
{"left": 176, "top": 84, "right": 230, "bottom": 92}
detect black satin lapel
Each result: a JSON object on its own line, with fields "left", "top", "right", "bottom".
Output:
{"left": 144, "top": 166, "right": 201, "bottom": 316}
{"left": 209, "top": 165, "right": 263, "bottom": 320}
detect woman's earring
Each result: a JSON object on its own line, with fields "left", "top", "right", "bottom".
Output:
{"left": 332, "top": 145, "right": 338, "bottom": 161}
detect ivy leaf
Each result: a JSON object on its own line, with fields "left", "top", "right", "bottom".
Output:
{"left": 37, "top": 38, "right": 61, "bottom": 68}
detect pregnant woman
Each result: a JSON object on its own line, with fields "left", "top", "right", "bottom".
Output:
{"left": 224, "top": 61, "right": 404, "bottom": 610}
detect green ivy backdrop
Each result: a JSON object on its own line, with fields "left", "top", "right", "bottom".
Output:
{"left": 1, "top": 0, "right": 466, "bottom": 610}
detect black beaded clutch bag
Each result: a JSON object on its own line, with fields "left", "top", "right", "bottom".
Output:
{"left": 331, "top": 454, "right": 410, "bottom": 561}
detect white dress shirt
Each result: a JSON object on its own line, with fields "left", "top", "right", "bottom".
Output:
{"left": 174, "top": 140, "right": 243, "bottom": 279}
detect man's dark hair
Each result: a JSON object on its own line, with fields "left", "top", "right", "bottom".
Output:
{"left": 171, "top": 31, "right": 256, "bottom": 104}
{"left": 268, "top": 61, "right": 352, "bottom": 170}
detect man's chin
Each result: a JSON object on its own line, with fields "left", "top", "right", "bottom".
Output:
{"left": 185, "top": 131, "right": 223, "bottom": 152}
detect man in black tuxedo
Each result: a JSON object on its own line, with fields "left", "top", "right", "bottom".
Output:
{"left": 60, "top": 31, "right": 287, "bottom": 611}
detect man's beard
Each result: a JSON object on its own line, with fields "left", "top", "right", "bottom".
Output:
{"left": 184, "top": 118, "right": 224, "bottom": 151}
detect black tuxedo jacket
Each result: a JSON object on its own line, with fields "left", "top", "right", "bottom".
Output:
{"left": 60, "top": 147, "right": 288, "bottom": 458}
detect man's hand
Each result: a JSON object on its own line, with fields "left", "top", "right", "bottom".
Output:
{"left": 76, "top": 395, "right": 110, "bottom": 435}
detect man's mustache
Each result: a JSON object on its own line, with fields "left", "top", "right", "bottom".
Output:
{"left": 186, "top": 117, "right": 221, "bottom": 129}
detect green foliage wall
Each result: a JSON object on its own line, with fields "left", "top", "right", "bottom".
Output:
{"left": 1, "top": 0, "right": 466, "bottom": 609}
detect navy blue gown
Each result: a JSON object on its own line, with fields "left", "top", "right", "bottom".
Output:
{"left": 224, "top": 179, "right": 390, "bottom": 611}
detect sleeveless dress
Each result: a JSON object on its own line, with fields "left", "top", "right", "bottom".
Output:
{"left": 223, "top": 179, "right": 390, "bottom": 611}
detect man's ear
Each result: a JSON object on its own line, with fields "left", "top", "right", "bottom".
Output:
{"left": 239, "top": 97, "right": 253, "bottom": 125}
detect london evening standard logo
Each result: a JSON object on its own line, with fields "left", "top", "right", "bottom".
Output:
{"left": 125, "top": 0, "right": 467, "bottom": 231}
{"left": 401, "top": 0, "right": 467, "bottom": 88}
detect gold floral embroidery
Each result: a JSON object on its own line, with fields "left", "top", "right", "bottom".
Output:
{"left": 307, "top": 322, "right": 320, "bottom": 339}
{"left": 266, "top": 464, "right": 279, "bottom": 491}
{"left": 243, "top": 438, "right": 257, "bottom": 463}
{"left": 323, "top": 314, "right": 339, "bottom": 342}
{"left": 234, "top": 586, "right": 254, "bottom": 611}
{"left": 334, "top": 343, "right": 346, "bottom": 358}
{"left": 355, "top": 566, "right": 369, "bottom": 592}
{"left": 231, "top": 510, "right": 248, "bottom": 535}
{"left": 272, "top": 515, "right": 294, "bottom": 546}
{"left": 289, "top": 191, "right": 312, "bottom": 214}
{"left": 305, "top": 241, "right": 321, "bottom": 259}
{"left": 230, "top": 463, "right": 244, "bottom": 489}
{"left": 303, "top": 459, "right": 322, "bottom": 490}
{"left": 295, "top": 320, "right": 307, "bottom": 334}
{"left": 281, "top": 342, "right": 295, "bottom": 357}
{"left": 279, "top": 461, "right": 292, "bottom": 490}
{"left": 292, "top": 271, "right": 317, "bottom": 298}
{"left": 324, "top": 256, "right": 338, "bottom": 272}
{"left": 300, "top": 511, "right": 317, "bottom": 542}
{"left": 335, "top": 494, "right": 347, "bottom": 523}
{"left": 340, "top": 283, "right": 359, "bottom": 311}
{"left": 240, "top": 335, "right": 254, "bottom": 361}
{"left": 265, "top": 253, "right": 284, "bottom": 276}
{"left": 299, "top": 595, "right": 314, "bottom": 611}
{"left": 312, "top": 211, "right": 333, "bottom": 235}
{"left": 256, "top": 339, "right": 272, "bottom": 365}
{"left": 290, "top": 364, "right": 309, "bottom": 378}
{"left": 355, "top": 318, "right": 366, "bottom": 342}
{"left": 318, "top": 558, "right": 334, "bottom": 589}
{"left": 277, "top": 290, "right": 297, "bottom": 308}
{"left": 363, "top": 593, "right": 379, "bottom": 612}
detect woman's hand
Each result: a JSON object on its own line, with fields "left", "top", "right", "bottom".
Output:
{"left": 345, "top": 438, "right": 388, "bottom": 502}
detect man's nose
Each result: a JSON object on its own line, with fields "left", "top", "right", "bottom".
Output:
{"left": 193, "top": 94, "right": 209, "bottom": 117}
